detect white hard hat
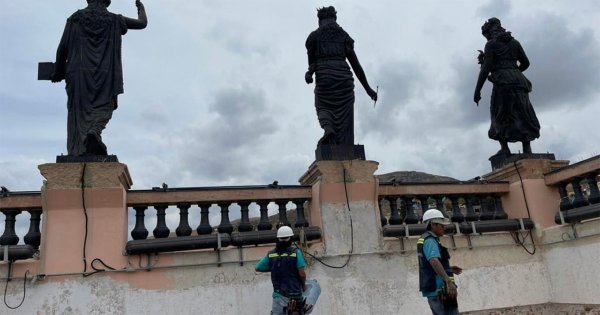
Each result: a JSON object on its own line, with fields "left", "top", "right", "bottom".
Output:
{"left": 422, "top": 209, "right": 451, "bottom": 225}
{"left": 277, "top": 226, "right": 294, "bottom": 239}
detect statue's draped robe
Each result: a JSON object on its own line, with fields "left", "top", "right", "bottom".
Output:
{"left": 485, "top": 32, "right": 540, "bottom": 143}
{"left": 306, "top": 23, "right": 355, "bottom": 145}
{"left": 59, "top": 7, "right": 127, "bottom": 155}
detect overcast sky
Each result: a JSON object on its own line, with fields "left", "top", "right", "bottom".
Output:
{"left": 1, "top": 0, "right": 600, "bottom": 193}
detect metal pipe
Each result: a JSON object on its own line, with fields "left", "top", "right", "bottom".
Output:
{"left": 555, "top": 204, "right": 600, "bottom": 224}
{"left": 125, "top": 234, "right": 232, "bottom": 255}
{"left": 0, "top": 245, "right": 36, "bottom": 261}
{"left": 382, "top": 219, "right": 534, "bottom": 237}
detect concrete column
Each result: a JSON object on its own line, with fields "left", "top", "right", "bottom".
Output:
{"left": 38, "top": 162, "right": 132, "bottom": 276}
{"left": 299, "top": 160, "right": 382, "bottom": 256}
{"left": 483, "top": 159, "right": 568, "bottom": 229}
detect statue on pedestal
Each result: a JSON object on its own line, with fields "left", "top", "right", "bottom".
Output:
{"left": 305, "top": 6, "right": 377, "bottom": 149}
{"left": 473, "top": 17, "right": 540, "bottom": 157}
{"left": 50, "top": 0, "right": 148, "bottom": 156}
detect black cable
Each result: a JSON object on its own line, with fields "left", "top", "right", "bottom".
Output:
{"left": 3, "top": 270, "right": 29, "bottom": 309}
{"left": 81, "top": 163, "right": 89, "bottom": 274}
{"left": 297, "top": 166, "right": 354, "bottom": 269}
{"left": 513, "top": 161, "right": 536, "bottom": 255}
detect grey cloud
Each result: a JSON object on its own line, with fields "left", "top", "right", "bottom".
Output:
{"left": 476, "top": 0, "right": 512, "bottom": 20}
{"left": 515, "top": 14, "right": 600, "bottom": 110}
{"left": 175, "top": 86, "right": 280, "bottom": 184}
{"left": 356, "top": 61, "right": 425, "bottom": 138}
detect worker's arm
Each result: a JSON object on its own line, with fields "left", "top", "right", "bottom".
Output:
{"left": 429, "top": 258, "right": 457, "bottom": 298}
{"left": 298, "top": 268, "right": 306, "bottom": 290}
{"left": 255, "top": 255, "right": 269, "bottom": 272}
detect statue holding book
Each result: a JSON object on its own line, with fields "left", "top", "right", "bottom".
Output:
{"left": 46, "top": 0, "right": 148, "bottom": 156}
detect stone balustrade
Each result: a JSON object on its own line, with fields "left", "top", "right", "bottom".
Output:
{"left": 0, "top": 192, "right": 42, "bottom": 261}
{"left": 125, "top": 186, "right": 320, "bottom": 254}
{"left": 544, "top": 155, "right": 600, "bottom": 224}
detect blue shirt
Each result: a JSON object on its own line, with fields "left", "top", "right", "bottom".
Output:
{"left": 256, "top": 249, "right": 306, "bottom": 298}
{"left": 422, "top": 236, "right": 444, "bottom": 297}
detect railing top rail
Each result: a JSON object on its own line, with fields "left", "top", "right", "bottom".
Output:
{"left": 127, "top": 185, "right": 312, "bottom": 206}
{"left": 378, "top": 181, "right": 510, "bottom": 196}
{"left": 545, "top": 155, "right": 600, "bottom": 185}
{"left": 0, "top": 192, "right": 42, "bottom": 209}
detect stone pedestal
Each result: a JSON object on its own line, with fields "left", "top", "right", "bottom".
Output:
{"left": 315, "top": 145, "right": 365, "bottom": 161}
{"left": 483, "top": 158, "right": 569, "bottom": 229}
{"left": 299, "top": 160, "right": 381, "bottom": 256}
{"left": 38, "top": 162, "right": 132, "bottom": 276}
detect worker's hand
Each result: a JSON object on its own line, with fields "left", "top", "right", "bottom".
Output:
{"left": 451, "top": 266, "right": 463, "bottom": 275}
{"left": 445, "top": 281, "right": 457, "bottom": 298}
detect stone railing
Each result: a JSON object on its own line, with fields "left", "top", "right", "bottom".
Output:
{"left": 0, "top": 192, "right": 43, "bottom": 260}
{"left": 125, "top": 185, "right": 321, "bottom": 254}
{"left": 378, "top": 181, "right": 534, "bottom": 237}
{"left": 544, "top": 155, "right": 600, "bottom": 224}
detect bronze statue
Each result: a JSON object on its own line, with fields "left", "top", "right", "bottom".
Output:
{"left": 305, "top": 6, "right": 377, "bottom": 147}
{"left": 50, "top": 0, "right": 148, "bottom": 156}
{"left": 474, "top": 18, "right": 540, "bottom": 157}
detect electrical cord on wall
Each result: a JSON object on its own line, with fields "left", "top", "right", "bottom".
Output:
{"left": 297, "top": 166, "right": 354, "bottom": 269}
{"left": 80, "top": 163, "right": 117, "bottom": 277}
{"left": 513, "top": 161, "right": 536, "bottom": 255}
{"left": 3, "top": 270, "right": 29, "bottom": 309}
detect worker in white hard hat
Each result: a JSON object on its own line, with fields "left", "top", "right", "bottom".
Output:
{"left": 417, "top": 209, "right": 463, "bottom": 315}
{"left": 256, "top": 226, "right": 314, "bottom": 315}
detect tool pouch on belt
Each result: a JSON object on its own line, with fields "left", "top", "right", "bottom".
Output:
{"left": 439, "top": 284, "right": 458, "bottom": 310}
{"left": 284, "top": 296, "right": 305, "bottom": 315}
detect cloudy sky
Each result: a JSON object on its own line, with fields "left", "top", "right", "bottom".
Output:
{"left": 1, "top": 0, "right": 599, "bottom": 193}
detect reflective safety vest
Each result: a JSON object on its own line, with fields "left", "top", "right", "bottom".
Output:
{"left": 268, "top": 247, "right": 303, "bottom": 298}
{"left": 417, "top": 231, "right": 454, "bottom": 293}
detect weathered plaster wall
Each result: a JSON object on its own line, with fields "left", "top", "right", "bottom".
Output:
{"left": 6, "top": 228, "right": 593, "bottom": 314}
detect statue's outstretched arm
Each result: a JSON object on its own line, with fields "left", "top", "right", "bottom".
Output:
{"left": 123, "top": 0, "right": 147, "bottom": 30}
{"left": 347, "top": 49, "right": 377, "bottom": 101}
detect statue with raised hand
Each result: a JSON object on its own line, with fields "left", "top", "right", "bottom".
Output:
{"left": 305, "top": 6, "right": 377, "bottom": 148}
{"left": 50, "top": 0, "right": 148, "bottom": 156}
{"left": 474, "top": 17, "right": 540, "bottom": 157}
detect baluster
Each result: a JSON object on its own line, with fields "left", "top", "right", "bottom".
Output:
{"left": 217, "top": 202, "right": 234, "bottom": 234}
{"left": 558, "top": 183, "right": 572, "bottom": 211}
{"left": 403, "top": 197, "right": 419, "bottom": 224}
{"left": 379, "top": 198, "right": 388, "bottom": 226}
{"left": 257, "top": 200, "right": 272, "bottom": 231}
{"left": 435, "top": 195, "right": 446, "bottom": 215}
{"left": 131, "top": 206, "right": 149, "bottom": 240}
{"left": 464, "top": 195, "right": 479, "bottom": 222}
{"left": 275, "top": 200, "right": 289, "bottom": 228}
{"left": 153, "top": 204, "right": 170, "bottom": 238}
{"left": 237, "top": 201, "right": 253, "bottom": 232}
{"left": 293, "top": 199, "right": 309, "bottom": 228}
{"left": 479, "top": 196, "right": 494, "bottom": 220}
{"left": 24, "top": 208, "right": 42, "bottom": 249}
{"left": 570, "top": 178, "right": 588, "bottom": 208}
{"left": 418, "top": 195, "right": 429, "bottom": 219}
{"left": 0, "top": 209, "right": 21, "bottom": 245}
{"left": 493, "top": 195, "right": 508, "bottom": 219}
{"left": 196, "top": 203, "right": 213, "bottom": 235}
{"left": 388, "top": 197, "right": 402, "bottom": 225}
{"left": 450, "top": 196, "right": 465, "bottom": 222}
{"left": 175, "top": 203, "right": 192, "bottom": 237}
{"left": 585, "top": 173, "right": 600, "bottom": 204}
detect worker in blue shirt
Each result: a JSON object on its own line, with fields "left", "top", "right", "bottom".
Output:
{"left": 417, "top": 209, "right": 463, "bottom": 315}
{"left": 256, "top": 226, "right": 312, "bottom": 315}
